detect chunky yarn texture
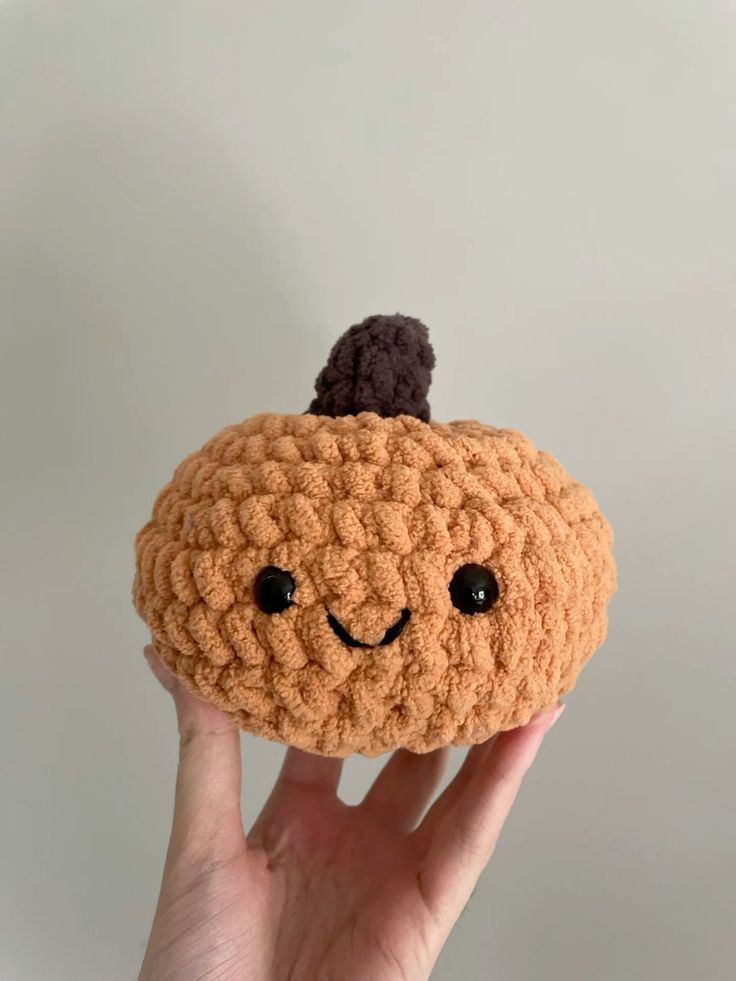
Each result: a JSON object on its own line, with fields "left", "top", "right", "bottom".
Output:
{"left": 134, "top": 410, "right": 616, "bottom": 756}
{"left": 309, "top": 314, "right": 435, "bottom": 421}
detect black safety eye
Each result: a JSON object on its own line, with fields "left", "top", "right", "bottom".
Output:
{"left": 253, "top": 565, "right": 296, "bottom": 614}
{"left": 449, "top": 563, "right": 499, "bottom": 615}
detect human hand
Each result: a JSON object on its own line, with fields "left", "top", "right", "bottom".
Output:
{"left": 138, "top": 645, "right": 563, "bottom": 981}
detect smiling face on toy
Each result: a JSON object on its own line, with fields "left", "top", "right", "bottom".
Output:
{"left": 134, "top": 316, "right": 615, "bottom": 756}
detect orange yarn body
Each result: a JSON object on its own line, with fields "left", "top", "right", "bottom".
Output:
{"left": 134, "top": 411, "right": 615, "bottom": 756}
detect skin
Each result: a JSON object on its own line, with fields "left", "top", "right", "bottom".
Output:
{"left": 139, "top": 645, "right": 564, "bottom": 981}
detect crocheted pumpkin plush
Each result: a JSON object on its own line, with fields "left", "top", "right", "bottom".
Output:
{"left": 134, "top": 315, "right": 615, "bottom": 756}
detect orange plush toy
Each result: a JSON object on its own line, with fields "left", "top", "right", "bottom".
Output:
{"left": 134, "top": 315, "right": 615, "bottom": 756}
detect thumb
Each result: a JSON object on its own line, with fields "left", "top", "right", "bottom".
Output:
{"left": 144, "top": 645, "right": 245, "bottom": 862}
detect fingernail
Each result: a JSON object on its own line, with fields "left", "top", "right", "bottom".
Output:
{"left": 549, "top": 702, "right": 566, "bottom": 729}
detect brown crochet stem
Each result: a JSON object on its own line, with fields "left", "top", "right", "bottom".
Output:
{"left": 308, "top": 314, "right": 436, "bottom": 422}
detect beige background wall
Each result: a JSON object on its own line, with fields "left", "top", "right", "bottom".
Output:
{"left": 1, "top": 2, "right": 734, "bottom": 979}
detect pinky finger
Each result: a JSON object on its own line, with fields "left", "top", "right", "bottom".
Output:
{"left": 414, "top": 703, "right": 564, "bottom": 914}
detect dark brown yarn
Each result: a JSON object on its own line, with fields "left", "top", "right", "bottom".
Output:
{"left": 308, "top": 314, "right": 435, "bottom": 421}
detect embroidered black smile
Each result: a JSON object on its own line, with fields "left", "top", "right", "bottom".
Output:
{"left": 326, "top": 608, "right": 411, "bottom": 648}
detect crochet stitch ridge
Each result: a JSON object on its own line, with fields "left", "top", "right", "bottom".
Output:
{"left": 134, "top": 411, "right": 615, "bottom": 756}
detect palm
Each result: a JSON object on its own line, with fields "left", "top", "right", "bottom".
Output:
{"left": 139, "top": 647, "right": 561, "bottom": 981}
{"left": 250, "top": 781, "right": 443, "bottom": 980}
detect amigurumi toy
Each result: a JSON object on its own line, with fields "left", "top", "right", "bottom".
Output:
{"left": 134, "top": 315, "right": 616, "bottom": 757}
